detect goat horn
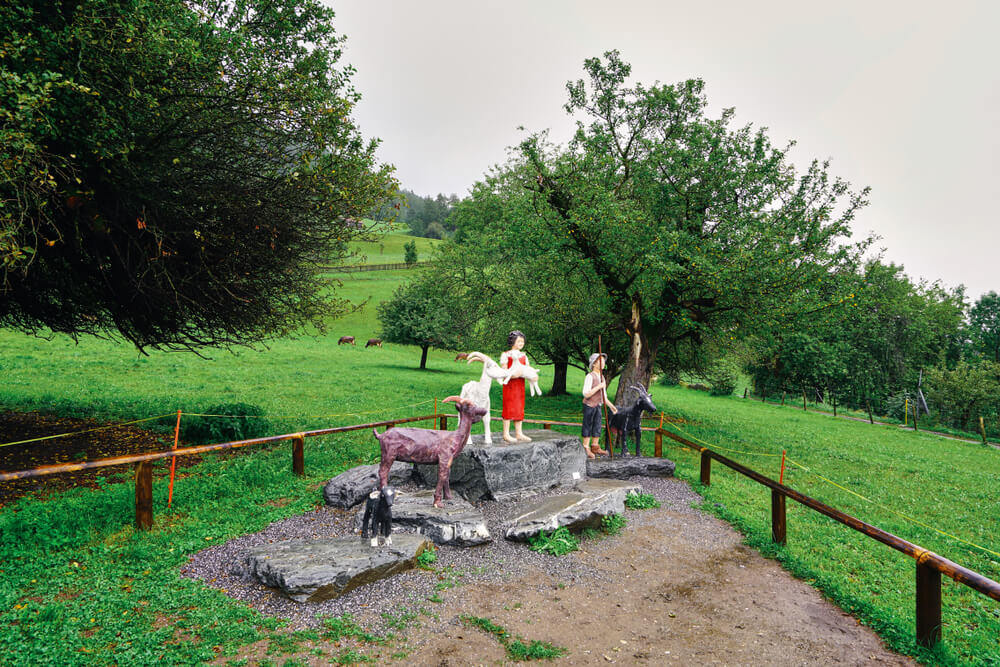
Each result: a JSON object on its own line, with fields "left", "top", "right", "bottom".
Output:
{"left": 442, "top": 395, "right": 463, "bottom": 404}
{"left": 466, "top": 352, "right": 486, "bottom": 364}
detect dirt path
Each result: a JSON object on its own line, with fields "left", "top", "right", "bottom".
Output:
{"left": 390, "top": 478, "right": 914, "bottom": 666}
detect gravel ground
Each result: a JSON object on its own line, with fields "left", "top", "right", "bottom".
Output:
{"left": 181, "top": 475, "right": 695, "bottom": 634}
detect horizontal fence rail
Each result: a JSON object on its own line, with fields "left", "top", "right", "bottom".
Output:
{"left": 3, "top": 410, "right": 997, "bottom": 650}
{"left": 318, "top": 261, "right": 431, "bottom": 273}
{"left": 658, "top": 426, "right": 1000, "bottom": 648}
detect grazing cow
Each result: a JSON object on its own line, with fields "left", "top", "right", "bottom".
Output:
{"left": 338, "top": 335, "right": 356, "bottom": 345}
{"left": 365, "top": 338, "right": 383, "bottom": 348}
{"left": 454, "top": 352, "right": 469, "bottom": 361}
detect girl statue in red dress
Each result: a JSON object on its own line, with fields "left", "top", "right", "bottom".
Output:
{"left": 500, "top": 330, "right": 531, "bottom": 443}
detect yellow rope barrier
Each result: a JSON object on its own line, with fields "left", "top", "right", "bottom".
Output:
{"left": 784, "top": 456, "right": 1000, "bottom": 560}
{"left": 653, "top": 420, "right": 1000, "bottom": 561}
{"left": 0, "top": 413, "right": 178, "bottom": 449}
{"left": 182, "top": 399, "right": 436, "bottom": 420}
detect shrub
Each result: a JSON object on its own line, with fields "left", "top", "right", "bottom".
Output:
{"left": 181, "top": 403, "right": 271, "bottom": 444}
{"left": 704, "top": 358, "right": 739, "bottom": 396}
{"left": 601, "top": 513, "right": 626, "bottom": 535}
{"left": 625, "top": 492, "right": 660, "bottom": 510}
{"left": 527, "top": 527, "right": 579, "bottom": 556}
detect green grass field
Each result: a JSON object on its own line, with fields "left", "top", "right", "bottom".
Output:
{"left": 339, "top": 227, "right": 441, "bottom": 266}
{"left": 2, "top": 249, "right": 999, "bottom": 665}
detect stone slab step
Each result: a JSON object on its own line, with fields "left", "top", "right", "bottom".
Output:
{"left": 352, "top": 489, "right": 491, "bottom": 546}
{"left": 323, "top": 461, "right": 414, "bottom": 509}
{"left": 504, "top": 479, "right": 642, "bottom": 542}
{"left": 586, "top": 456, "right": 675, "bottom": 479}
{"left": 236, "top": 534, "right": 430, "bottom": 602}
{"left": 413, "top": 429, "right": 586, "bottom": 502}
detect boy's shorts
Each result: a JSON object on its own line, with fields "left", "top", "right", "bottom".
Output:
{"left": 582, "top": 404, "right": 602, "bottom": 437}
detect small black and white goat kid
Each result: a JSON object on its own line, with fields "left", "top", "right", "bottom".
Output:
{"left": 607, "top": 384, "right": 658, "bottom": 456}
{"left": 361, "top": 485, "right": 396, "bottom": 546}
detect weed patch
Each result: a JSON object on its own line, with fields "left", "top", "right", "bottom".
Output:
{"left": 528, "top": 527, "right": 579, "bottom": 556}
{"left": 460, "top": 615, "right": 567, "bottom": 661}
{"left": 625, "top": 492, "right": 661, "bottom": 510}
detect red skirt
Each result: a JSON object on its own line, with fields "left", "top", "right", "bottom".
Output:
{"left": 502, "top": 378, "right": 525, "bottom": 420}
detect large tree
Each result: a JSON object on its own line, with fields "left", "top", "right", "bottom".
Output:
{"left": 969, "top": 291, "right": 1000, "bottom": 364}
{"left": 456, "top": 51, "right": 871, "bottom": 402}
{"left": 1, "top": 0, "right": 395, "bottom": 351}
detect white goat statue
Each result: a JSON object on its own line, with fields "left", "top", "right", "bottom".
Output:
{"left": 459, "top": 351, "right": 513, "bottom": 445}
{"left": 498, "top": 357, "right": 543, "bottom": 398}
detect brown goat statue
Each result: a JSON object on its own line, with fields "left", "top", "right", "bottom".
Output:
{"left": 373, "top": 396, "right": 487, "bottom": 507}
{"left": 338, "top": 335, "right": 356, "bottom": 345}
{"left": 365, "top": 338, "right": 383, "bottom": 348}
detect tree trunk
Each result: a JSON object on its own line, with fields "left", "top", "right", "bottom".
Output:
{"left": 866, "top": 399, "right": 874, "bottom": 424}
{"left": 419, "top": 345, "right": 429, "bottom": 369}
{"left": 549, "top": 357, "right": 569, "bottom": 396}
{"left": 614, "top": 298, "right": 655, "bottom": 404}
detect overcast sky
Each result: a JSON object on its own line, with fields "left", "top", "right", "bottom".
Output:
{"left": 329, "top": 1, "right": 998, "bottom": 301}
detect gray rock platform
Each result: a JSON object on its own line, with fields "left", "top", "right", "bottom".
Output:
{"left": 323, "top": 461, "right": 414, "bottom": 508}
{"left": 236, "top": 534, "right": 430, "bottom": 602}
{"left": 504, "top": 478, "right": 642, "bottom": 542}
{"left": 352, "top": 489, "right": 491, "bottom": 546}
{"left": 586, "top": 456, "right": 675, "bottom": 479}
{"left": 413, "top": 429, "right": 586, "bottom": 502}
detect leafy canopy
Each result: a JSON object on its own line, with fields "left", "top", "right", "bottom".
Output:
{"left": 1, "top": 0, "right": 395, "bottom": 350}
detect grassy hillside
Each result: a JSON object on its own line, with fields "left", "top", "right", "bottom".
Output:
{"left": 1, "top": 244, "right": 999, "bottom": 665}
{"left": 339, "top": 228, "right": 441, "bottom": 265}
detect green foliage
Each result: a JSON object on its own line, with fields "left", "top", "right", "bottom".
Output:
{"left": 403, "top": 240, "right": 418, "bottom": 266}
{"left": 527, "top": 527, "right": 580, "bottom": 556}
{"left": 1, "top": 0, "right": 395, "bottom": 351}
{"left": 447, "top": 50, "right": 871, "bottom": 402}
{"left": 600, "top": 513, "right": 626, "bottom": 536}
{"left": 925, "top": 362, "right": 1000, "bottom": 434}
{"left": 624, "top": 492, "right": 661, "bottom": 510}
{"left": 460, "top": 616, "right": 568, "bottom": 661}
{"left": 969, "top": 292, "right": 1000, "bottom": 364}
{"left": 704, "top": 358, "right": 739, "bottom": 396}
{"left": 416, "top": 546, "right": 438, "bottom": 570}
{"left": 181, "top": 403, "right": 271, "bottom": 445}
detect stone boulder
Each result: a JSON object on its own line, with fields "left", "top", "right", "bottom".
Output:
{"left": 236, "top": 534, "right": 430, "bottom": 602}
{"left": 413, "top": 430, "right": 586, "bottom": 502}
{"left": 504, "top": 479, "right": 642, "bottom": 542}
{"left": 352, "top": 489, "right": 491, "bottom": 546}
{"left": 586, "top": 457, "right": 675, "bottom": 479}
{"left": 323, "top": 462, "right": 414, "bottom": 509}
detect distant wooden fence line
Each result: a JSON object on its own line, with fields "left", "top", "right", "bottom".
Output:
{"left": 319, "top": 260, "right": 432, "bottom": 273}
{"left": 2, "top": 414, "right": 997, "bottom": 650}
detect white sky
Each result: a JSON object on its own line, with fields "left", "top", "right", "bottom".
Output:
{"left": 329, "top": 0, "right": 999, "bottom": 302}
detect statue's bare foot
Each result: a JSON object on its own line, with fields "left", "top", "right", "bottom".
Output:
{"left": 502, "top": 433, "right": 517, "bottom": 443}
{"left": 516, "top": 434, "right": 532, "bottom": 442}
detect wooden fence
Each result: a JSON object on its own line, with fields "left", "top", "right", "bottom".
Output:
{"left": 319, "top": 261, "right": 431, "bottom": 273}
{"left": 2, "top": 414, "right": 997, "bottom": 649}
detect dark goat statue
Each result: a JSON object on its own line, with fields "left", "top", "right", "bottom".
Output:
{"left": 607, "top": 384, "right": 658, "bottom": 456}
{"left": 373, "top": 396, "right": 486, "bottom": 507}
{"left": 361, "top": 485, "right": 396, "bottom": 546}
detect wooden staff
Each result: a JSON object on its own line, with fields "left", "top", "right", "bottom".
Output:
{"left": 599, "top": 334, "right": 612, "bottom": 458}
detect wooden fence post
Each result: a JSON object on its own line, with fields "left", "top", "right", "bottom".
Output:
{"left": 916, "top": 560, "right": 942, "bottom": 647}
{"left": 771, "top": 489, "right": 786, "bottom": 545}
{"left": 543, "top": 422, "right": 551, "bottom": 430}
{"left": 135, "top": 461, "right": 153, "bottom": 530}
{"left": 700, "top": 451, "right": 711, "bottom": 486}
{"left": 654, "top": 429, "right": 663, "bottom": 458}
{"left": 439, "top": 415, "right": 447, "bottom": 430}
{"left": 292, "top": 435, "right": 304, "bottom": 476}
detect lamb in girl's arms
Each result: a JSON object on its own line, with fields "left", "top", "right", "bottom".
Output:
{"left": 499, "top": 358, "right": 543, "bottom": 397}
